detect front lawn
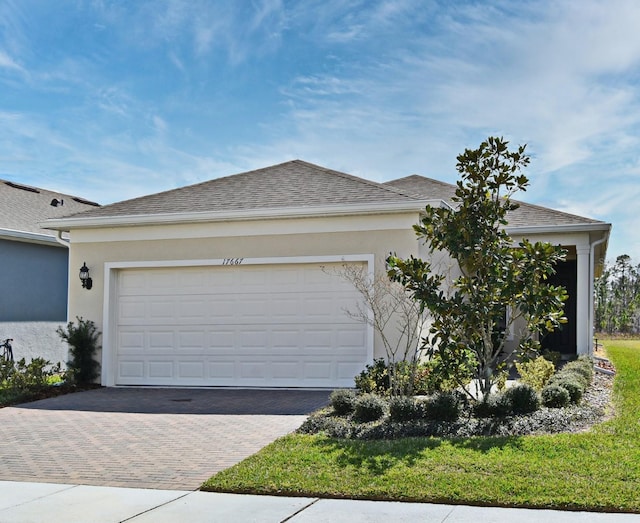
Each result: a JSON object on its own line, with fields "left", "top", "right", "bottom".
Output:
{"left": 202, "top": 340, "right": 640, "bottom": 512}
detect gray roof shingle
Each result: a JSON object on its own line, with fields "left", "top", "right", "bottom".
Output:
{"left": 65, "top": 160, "right": 421, "bottom": 220}
{"left": 385, "top": 175, "right": 607, "bottom": 228}
{"left": 0, "top": 179, "right": 99, "bottom": 238}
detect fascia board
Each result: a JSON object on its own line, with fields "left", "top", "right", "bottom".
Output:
{"left": 0, "top": 228, "right": 65, "bottom": 247}
{"left": 43, "top": 199, "right": 444, "bottom": 231}
{"left": 506, "top": 223, "right": 612, "bottom": 235}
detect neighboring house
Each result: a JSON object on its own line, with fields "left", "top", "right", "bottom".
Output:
{"left": 46, "top": 160, "right": 610, "bottom": 388}
{"left": 0, "top": 179, "right": 99, "bottom": 363}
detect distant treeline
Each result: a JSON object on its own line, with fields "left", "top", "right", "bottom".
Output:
{"left": 594, "top": 255, "right": 640, "bottom": 334}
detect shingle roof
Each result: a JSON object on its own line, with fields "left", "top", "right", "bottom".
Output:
{"left": 384, "top": 175, "right": 607, "bottom": 228}
{"left": 0, "top": 179, "right": 99, "bottom": 239}
{"left": 64, "top": 160, "right": 421, "bottom": 220}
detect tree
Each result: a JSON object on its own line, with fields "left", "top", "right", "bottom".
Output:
{"left": 595, "top": 255, "right": 640, "bottom": 334}
{"left": 326, "top": 264, "right": 425, "bottom": 396}
{"left": 387, "top": 137, "right": 567, "bottom": 400}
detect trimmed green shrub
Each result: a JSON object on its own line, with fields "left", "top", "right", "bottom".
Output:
{"left": 503, "top": 383, "right": 540, "bottom": 414}
{"left": 424, "top": 391, "right": 463, "bottom": 421}
{"left": 473, "top": 394, "right": 509, "bottom": 418}
{"left": 329, "top": 389, "right": 357, "bottom": 415}
{"left": 57, "top": 317, "right": 101, "bottom": 386}
{"left": 354, "top": 359, "right": 389, "bottom": 394}
{"left": 562, "top": 356, "right": 594, "bottom": 384}
{"left": 541, "top": 384, "right": 571, "bottom": 408}
{"left": 389, "top": 396, "right": 423, "bottom": 422}
{"left": 353, "top": 393, "right": 387, "bottom": 422}
{"left": 516, "top": 356, "right": 555, "bottom": 391}
{"left": 551, "top": 376, "right": 584, "bottom": 404}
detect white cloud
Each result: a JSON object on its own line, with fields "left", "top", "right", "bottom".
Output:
{"left": 0, "top": 49, "right": 24, "bottom": 73}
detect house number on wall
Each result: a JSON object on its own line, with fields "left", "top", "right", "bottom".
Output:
{"left": 222, "top": 258, "right": 244, "bottom": 265}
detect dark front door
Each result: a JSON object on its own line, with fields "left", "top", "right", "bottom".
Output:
{"left": 541, "top": 260, "right": 577, "bottom": 357}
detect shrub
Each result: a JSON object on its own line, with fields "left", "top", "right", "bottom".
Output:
{"left": 541, "top": 350, "right": 562, "bottom": 366}
{"left": 424, "top": 391, "right": 463, "bottom": 421}
{"left": 562, "top": 357, "right": 594, "bottom": 384}
{"left": 551, "top": 376, "right": 584, "bottom": 404}
{"left": 329, "top": 389, "right": 357, "bottom": 415}
{"left": 503, "top": 383, "right": 540, "bottom": 414}
{"left": 541, "top": 384, "right": 571, "bottom": 408}
{"left": 1, "top": 357, "right": 62, "bottom": 392}
{"left": 353, "top": 393, "right": 387, "bottom": 422}
{"left": 57, "top": 317, "right": 101, "bottom": 386}
{"left": 354, "top": 359, "right": 389, "bottom": 394}
{"left": 516, "top": 356, "right": 555, "bottom": 391}
{"left": 389, "top": 396, "right": 424, "bottom": 422}
{"left": 473, "top": 394, "right": 509, "bottom": 418}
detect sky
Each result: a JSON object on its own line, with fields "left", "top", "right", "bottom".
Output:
{"left": 0, "top": 0, "right": 638, "bottom": 262}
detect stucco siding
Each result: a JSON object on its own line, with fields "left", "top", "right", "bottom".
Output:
{"left": 67, "top": 215, "right": 422, "bottom": 365}
{"left": 0, "top": 321, "right": 68, "bottom": 366}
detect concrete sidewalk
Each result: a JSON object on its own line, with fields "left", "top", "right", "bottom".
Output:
{"left": 1, "top": 481, "right": 639, "bottom": 523}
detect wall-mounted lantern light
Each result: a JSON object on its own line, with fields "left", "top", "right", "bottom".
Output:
{"left": 79, "top": 262, "right": 93, "bottom": 290}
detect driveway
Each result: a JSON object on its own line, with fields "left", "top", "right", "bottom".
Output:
{"left": 0, "top": 388, "right": 329, "bottom": 490}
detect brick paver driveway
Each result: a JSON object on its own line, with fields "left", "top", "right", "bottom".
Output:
{"left": 0, "top": 388, "right": 329, "bottom": 490}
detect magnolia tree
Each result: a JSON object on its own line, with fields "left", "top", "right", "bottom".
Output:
{"left": 387, "top": 137, "right": 568, "bottom": 400}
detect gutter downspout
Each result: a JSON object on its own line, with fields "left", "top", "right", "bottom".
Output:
{"left": 55, "top": 230, "right": 69, "bottom": 247}
{"left": 588, "top": 232, "right": 610, "bottom": 355}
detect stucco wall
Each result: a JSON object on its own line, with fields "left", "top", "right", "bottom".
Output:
{"left": 66, "top": 213, "right": 422, "bottom": 363}
{"left": 0, "top": 321, "right": 68, "bottom": 366}
{"left": 0, "top": 239, "right": 69, "bottom": 321}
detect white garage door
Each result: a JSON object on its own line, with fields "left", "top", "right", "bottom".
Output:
{"left": 114, "top": 262, "right": 369, "bottom": 387}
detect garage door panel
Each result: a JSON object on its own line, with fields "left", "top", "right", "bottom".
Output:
{"left": 149, "top": 300, "right": 175, "bottom": 319}
{"left": 178, "top": 361, "right": 205, "bottom": 379}
{"left": 239, "top": 361, "right": 268, "bottom": 380}
{"left": 119, "top": 360, "right": 145, "bottom": 379}
{"left": 271, "top": 364, "right": 301, "bottom": 380}
{"left": 209, "top": 361, "right": 235, "bottom": 380}
{"left": 149, "top": 331, "right": 175, "bottom": 350}
{"left": 114, "top": 262, "right": 369, "bottom": 387}
{"left": 149, "top": 361, "right": 173, "bottom": 378}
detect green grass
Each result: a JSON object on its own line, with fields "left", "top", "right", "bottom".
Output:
{"left": 202, "top": 340, "right": 640, "bottom": 512}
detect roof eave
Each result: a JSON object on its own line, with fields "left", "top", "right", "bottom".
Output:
{"left": 0, "top": 228, "right": 66, "bottom": 247}
{"left": 44, "top": 200, "right": 446, "bottom": 231}
{"left": 506, "top": 223, "right": 612, "bottom": 235}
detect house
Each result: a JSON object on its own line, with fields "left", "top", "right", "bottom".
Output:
{"left": 45, "top": 160, "right": 610, "bottom": 388}
{"left": 0, "top": 179, "right": 99, "bottom": 363}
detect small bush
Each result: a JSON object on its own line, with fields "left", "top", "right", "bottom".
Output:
{"left": 1, "top": 357, "right": 62, "bottom": 392}
{"left": 562, "top": 357, "right": 594, "bottom": 384}
{"left": 541, "top": 384, "right": 571, "bottom": 408}
{"left": 354, "top": 359, "right": 389, "bottom": 394}
{"left": 57, "top": 317, "right": 101, "bottom": 386}
{"left": 541, "top": 350, "right": 562, "bottom": 366}
{"left": 329, "top": 389, "right": 357, "bottom": 415}
{"left": 389, "top": 396, "right": 423, "bottom": 422}
{"left": 516, "top": 356, "right": 555, "bottom": 391}
{"left": 424, "top": 391, "right": 463, "bottom": 421}
{"left": 353, "top": 393, "right": 387, "bottom": 422}
{"left": 551, "top": 376, "right": 584, "bottom": 404}
{"left": 473, "top": 394, "right": 509, "bottom": 418}
{"left": 503, "top": 384, "right": 540, "bottom": 414}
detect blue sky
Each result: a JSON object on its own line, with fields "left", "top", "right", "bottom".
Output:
{"left": 0, "top": 0, "right": 638, "bottom": 261}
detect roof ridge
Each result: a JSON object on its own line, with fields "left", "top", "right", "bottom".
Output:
{"left": 290, "top": 160, "right": 423, "bottom": 201}
{"left": 0, "top": 177, "right": 99, "bottom": 204}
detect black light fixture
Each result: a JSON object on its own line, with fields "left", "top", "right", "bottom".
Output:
{"left": 79, "top": 262, "right": 93, "bottom": 290}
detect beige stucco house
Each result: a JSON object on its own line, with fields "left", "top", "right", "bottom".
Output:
{"left": 46, "top": 160, "right": 610, "bottom": 388}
